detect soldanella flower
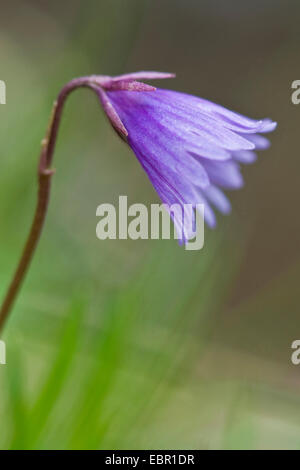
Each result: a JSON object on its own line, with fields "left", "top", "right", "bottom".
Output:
{"left": 92, "top": 71, "right": 276, "bottom": 239}
{"left": 0, "top": 71, "right": 277, "bottom": 331}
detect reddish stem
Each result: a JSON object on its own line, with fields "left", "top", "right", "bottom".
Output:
{"left": 0, "top": 78, "right": 99, "bottom": 332}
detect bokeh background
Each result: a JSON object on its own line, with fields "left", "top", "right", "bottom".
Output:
{"left": 0, "top": 0, "right": 299, "bottom": 450}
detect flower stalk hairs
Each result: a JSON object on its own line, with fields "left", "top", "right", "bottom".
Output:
{"left": 0, "top": 71, "right": 276, "bottom": 331}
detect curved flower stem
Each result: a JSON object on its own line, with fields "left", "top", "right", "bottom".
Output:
{"left": 0, "top": 78, "right": 99, "bottom": 333}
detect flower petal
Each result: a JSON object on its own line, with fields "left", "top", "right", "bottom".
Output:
{"left": 233, "top": 150, "right": 257, "bottom": 164}
{"left": 243, "top": 134, "right": 271, "bottom": 149}
{"left": 152, "top": 89, "right": 277, "bottom": 136}
{"left": 202, "top": 160, "right": 244, "bottom": 189}
{"left": 109, "top": 90, "right": 255, "bottom": 152}
{"left": 108, "top": 92, "right": 210, "bottom": 188}
{"left": 203, "top": 185, "right": 232, "bottom": 214}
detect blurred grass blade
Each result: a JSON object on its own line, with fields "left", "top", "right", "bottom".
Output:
{"left": 28, "top": 299, "right": 85, "bottom": 446}
{"left": 6, "top": 345, "right": 28, "bottom": 449}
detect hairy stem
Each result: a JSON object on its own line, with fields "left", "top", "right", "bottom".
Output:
{"left": 0, "top": 78, "right": 99, "bottom": 332}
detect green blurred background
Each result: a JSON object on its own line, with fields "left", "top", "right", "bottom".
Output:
{"left": 0, "top": 0, "right": 299, "bottom": 450}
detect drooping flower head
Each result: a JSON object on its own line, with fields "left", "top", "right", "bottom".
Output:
{"left": 0, "top": 72, "right": 277, "bottom": 331}
{"left": 92, "top": 72, "right": 276, "bottom": 241}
